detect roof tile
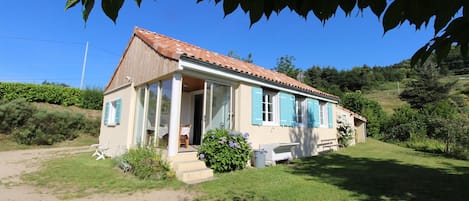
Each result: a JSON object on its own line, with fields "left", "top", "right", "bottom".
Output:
{"left": 134, "top": 27, "right": 338, "bottom": 100}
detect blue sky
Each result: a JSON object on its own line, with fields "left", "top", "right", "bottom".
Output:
{"left": 0, "top": 1, "right": 434, "bottom": 89}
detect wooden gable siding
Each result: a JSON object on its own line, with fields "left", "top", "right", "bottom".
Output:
{"left": 106, "top": 36, "right": 178, "bottom": 92}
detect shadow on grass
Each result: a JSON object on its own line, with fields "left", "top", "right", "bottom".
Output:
{"left": 289, "top": 153, "right": 469, "bottom": 201}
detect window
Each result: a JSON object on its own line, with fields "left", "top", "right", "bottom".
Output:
{"left": 296, "top": 98, "right": 305, "bottom": 125}
{"left": 262, "top": 90, "right": 277, "bottom": 124}
{"left": 104, "top": 98, "right": 122, "bottom": 126}
{"left": 319, "top": 101, "right": 328, "bottom": 127}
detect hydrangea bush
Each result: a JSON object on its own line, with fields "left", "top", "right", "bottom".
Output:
{"left": 337, "top": 114, "right": 354, "bottom": 147}
{"left": 197, "top": 129, "right": 252, "bottom": 173}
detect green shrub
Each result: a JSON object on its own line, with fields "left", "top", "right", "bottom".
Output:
{"left": 12, "top": 110, "right": 85, "bottom": 145}
{"left": 0, "top": 99, "right": 37, "bottom": 134}
{"left": 198, "top": 129, "right": 252, "bottom": 173}
{"left": 121, "top": 147, "right": 173, "bottom": 180}
{"left": 0, "top": 82, "right": 83, "bottom": 106}
{"left": 80, "top": 88, "right": 103, "bottom": 110}
{"left": 385, "top": 105, "right": 426, "bottom": 141}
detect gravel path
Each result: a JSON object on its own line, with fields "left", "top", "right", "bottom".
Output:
{"left": 0, "top": 147, "right": 194, "bottom": 201}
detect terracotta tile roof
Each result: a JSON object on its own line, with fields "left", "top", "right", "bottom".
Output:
{"left": 134, "top": 27, "right": 339, "bottom": 100}
{"left": 336, "top": 105, "right": 367, "bottom": 122}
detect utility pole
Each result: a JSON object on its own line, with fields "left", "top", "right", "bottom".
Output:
{"left": 397, "top": 81, "right": 400, "bottom": 94}
{"left": 80, "top": 41, "right": 89, "bottom": 90}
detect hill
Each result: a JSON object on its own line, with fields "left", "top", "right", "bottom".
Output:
{"left": 364, "top": 74, "right": 469, "bottom": 114}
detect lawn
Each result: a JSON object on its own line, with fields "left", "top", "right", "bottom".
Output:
{"left": 22, "top": 139, "right": 469, "bottom": 200}
{"left": 195, "top": 139, "right": 469, "bottom": 201}
{"left": 0, "top": 134, "right": 98, "bottom": 152}
{"left": 22, "top": 152, "right": 184, "bottom": 199}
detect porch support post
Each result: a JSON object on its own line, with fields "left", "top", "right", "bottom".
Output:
{"left": 167, "top": 73, "right": 182, "bottom": 157}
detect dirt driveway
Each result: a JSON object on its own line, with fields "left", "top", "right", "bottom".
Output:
{"left": 0, "top": 147, "right": 193, "bottom": 201}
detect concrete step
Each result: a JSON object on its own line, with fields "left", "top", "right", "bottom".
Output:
{"left": 176, "top": 168, "right": 213, "bottom": 184}
{"left": 169, "top": 152, "right": 198, "bottom": 162}
{"left": 173, "top": 160, "right": 207, "bottom": 172}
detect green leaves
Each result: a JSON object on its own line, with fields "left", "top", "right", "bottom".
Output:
{"left": 82, "top": 0, "right": 95, "bottom": 23}
{"left": 65, "top": 0, "right": 80, "bottom": 10}
{"left": 63, "top": 0, "right": 467, "bottom": 66}
{"left": 102, "top": 0, "right": 124, "bottom": 23}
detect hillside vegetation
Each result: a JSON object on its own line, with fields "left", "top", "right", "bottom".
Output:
{"left": 0, "top": 82, "right": 103, "bottom": 151}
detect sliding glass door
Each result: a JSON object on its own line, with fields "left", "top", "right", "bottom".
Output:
{"left": 204, "top": 82, "right": 232, "bottom": 133}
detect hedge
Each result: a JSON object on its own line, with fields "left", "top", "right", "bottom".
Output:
{"left": 0, "top": 82, "right": 103, "bottom": 110}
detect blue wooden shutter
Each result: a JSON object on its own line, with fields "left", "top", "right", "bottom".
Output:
{"left": 251, "top": 86, "right": 262, "bottom": 125}
{"left": 280, "top": 92, "right": 296, "bottom": 127}
{"left": 290, "top": 94, "right": 296, "bottom": 126}
{"left": 313, "top": 100, "right": 320, "bottom": 128}
{"left": 327, "top": 103, "right": 333, "bottom": 128}
{"left": 307, "top": 99, "right": 320, "bottom": 128}
{"left": 104, "top": 102, "right": 110, "bottom": 125}
{"left": 115, "top": 99, "right": 122, "bottom": 125}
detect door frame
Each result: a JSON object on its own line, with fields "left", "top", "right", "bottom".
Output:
{"left": 202, "top": 80, "right": 233, "bottom": 136}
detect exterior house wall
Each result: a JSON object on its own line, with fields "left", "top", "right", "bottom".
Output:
{"left": 355, "top": 121, "right": 366, "bottom": 143}
{"left": 235, "top": 83, "right": 338, "bottom": 158}
{"left": 336, "top": 106, "right": 356, "bottom": 146}
{"left": 100, "top": 84, "right": 136, "bottom": 157}
{"left": 106, "top": 37, "right": 178, "bottom": 92}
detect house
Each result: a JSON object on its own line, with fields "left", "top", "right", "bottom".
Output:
{"left": 99, "top": 27, "right": 366, "bottom": 183}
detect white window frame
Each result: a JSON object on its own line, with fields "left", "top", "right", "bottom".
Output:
{"left": 319, "top": 101, "right": 328, "bottom": 128}
{"left": 296, "top": 97, "right": 306, "bottom": 127}
{"left": 262, "top": 90, "right": 278, "bottom": 126}
{"left": 107, "top": 99, "right": 119, "bottom": 126}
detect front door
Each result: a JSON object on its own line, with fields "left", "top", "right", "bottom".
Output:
{"left": 203, "top": 82, "right": 232, "bottom": 134}
{"left": 192, "top": 94, "right": 203, "bottom": 145}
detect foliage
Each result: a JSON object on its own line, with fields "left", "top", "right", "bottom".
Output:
{"left": 0, "top": 98, "right": 37, "bottom": 134}
{"left": 399, "top": 66, "right": 455, "bottom": 109}
{"left": 227, "top": 50, "right": 254, "bottom": 63}
{"left": 273, "top": 55, "right": 301, "bottom": 80}
{"left": 65, "top": 0, "right": 469, "bottom": 66}
{"left": 0, "top": 82, "right": 103, "bottom": 110}
{"left": 121, "top": 146, "right": 174, "bottom": 180}
{"left": 340, "top": 91, "right": 387, "bottom": 137}
{"left": 336, "top": 114, "right": 354, "bottom": 147}
{"left": 80, "top": 87, "right": 104, "bottom": 110}
{"left": 384, "top": 105, "right": 426, "bottom": 141}
{"left": 198, "top": 129, "right": 252, "bottom": 173}
{"left": 12, "top": 110, "right": 86, "bottom": 145}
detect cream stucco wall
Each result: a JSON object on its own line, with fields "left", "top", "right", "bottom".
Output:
{"left": 235, "top": 83, "right": 338, "bottom": 158}
{"left": 99, "top": 84, "right": 136, "bottom": 157}
{"left": 336, "top": 107, "right": 356, "bottom": 146}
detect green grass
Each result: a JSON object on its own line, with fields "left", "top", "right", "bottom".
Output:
{"left": 364, "top": 81, "right": 407, "bottom": 114}
{"left": 0, "top": 134, "right": 98, "bottom": 152}
{"left": 22, "top": 152, "right": 184, "bottom": 199}
{"left": 195, "top": 139, "right": 469, "bottom": 201}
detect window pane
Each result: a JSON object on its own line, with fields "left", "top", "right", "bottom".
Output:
{"left": 157, "top": 79, "right": 172, "bottom": 148}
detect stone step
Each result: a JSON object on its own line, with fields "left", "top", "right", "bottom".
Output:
{"left": 176, "top": 168, "right": 213, "bottom": 184}
{"left": 169, "top": 152, "right": 198, "bottom": 162}
{"left": 173, "top": 160, "right": 207, "bottom": 172}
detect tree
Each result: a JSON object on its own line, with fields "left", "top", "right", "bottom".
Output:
{"left": 399, "top": 65, "right": 456, "bottom": 109}
{"left": 273, "top": 55, "right": 301, "bottom": 79}
{"left": 340, "top": 91, "right": 387, "bottom": 137}
{"left": 65, "top": 0, "right": 469, "bottom": 66}
{"left": 227, "top": 50, "right": 253, "bottom": 63}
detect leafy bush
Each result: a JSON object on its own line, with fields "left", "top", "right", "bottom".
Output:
{"left": 121, "top": 147, "right": 173, "bottom": 180}
{"left": 384, "top": 105, "right": 426, "bottom": 141}
{"left": 198, "top": 129, "right": 252, "bottom": 173}
{"left": 12, "top": 110, "right": 86, "bottom": 145}
{"left": 80, "top": 88, "right": 103, "bottom": 110}
{"left": 0, "top": 99, "right": 37, "bottom": 134}
{"left": 0, "top": 82, "right": 104, "bottom": 110}
{"left": 336, "top": 114, "right": 353, "bottom": 147}
{"left": 340, "top": 91, "right": 388, "bottom": 137}
{"left": 0, "top": 82, "right": 82, "bottom": 106}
